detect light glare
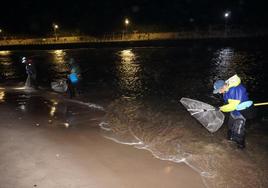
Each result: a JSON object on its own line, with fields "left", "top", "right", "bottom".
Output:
{"left": 125, "top": 18, "right": 129, "bottom": 25}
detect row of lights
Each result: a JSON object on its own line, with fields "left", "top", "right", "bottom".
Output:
{"left": 51, "top": 18, "right": 130, "bottom": 40}
{"left": 0, "top": 11, "right": 230, "bottom": 38}
{"left": 52, "top": 14, "right": 229, "bottom": 34}
{"left": 123, "top": 12, "right": 231, "bottom": 29}
{"left": 51, "top": 18, "right": 129, "bottom": 40}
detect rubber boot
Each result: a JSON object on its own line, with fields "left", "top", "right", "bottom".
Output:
{"left": 237, "top": 137, "right": 245, "bottom": 149}
{"left": 227, "top": 130, "right": 232, "bottom": 141}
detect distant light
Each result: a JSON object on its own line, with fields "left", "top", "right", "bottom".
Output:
{"left": 53, "top": 23, "right": 59, "bottom": 30}
{"left": 0, "top": 29, "right": 2, "bottom": 33}
{"left": 224, "top": 11, "right": 231, "bottom": 18}
{"left": 125, "top": 18, "right": 129, "bottom": 25}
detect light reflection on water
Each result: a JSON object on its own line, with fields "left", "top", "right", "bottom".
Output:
{"left": 0, "top": 90, "right": 5, "bottom": 102}
{"left": 210, "top": 48, "right": 235, "bottom": 81}
{"left": 0, "top": 46, "right": 266, "bottom": 101}
{"left": 116, "top": 49, "right": 141, "bottom": 95}
{"left": 0, "top": 51, "right": 17, "bottom": 80}
{"left": 50, "top": 49, "right": 69, "bottom": 73}
{"left": 52, "top": 50, "right": 66, "bottom": 64}
{"left": 0, "top": 43, "right": 267, "bottom": 188}
{"left": 209, "top": 47, "right": 262, "bottom": 99}
{"left": 0, "top": 51, "right": 11, "bottom": 56}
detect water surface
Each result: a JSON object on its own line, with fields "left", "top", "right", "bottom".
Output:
{"left": 1, "top": 39, "right": 268, "bottom": 187}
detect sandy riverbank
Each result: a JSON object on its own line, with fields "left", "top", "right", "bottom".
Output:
{"left": 102, "top": 97, "right": 268, "bottom": 188}
{"left": 0, "top": 88, "right": 205, "bottom": 188}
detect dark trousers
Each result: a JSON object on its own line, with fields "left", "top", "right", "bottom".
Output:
{"left": 67, "top": 79, "right": 80, "bottom": 98}
{"left": 227, "top": 113, "right": 246, "bottom": 147}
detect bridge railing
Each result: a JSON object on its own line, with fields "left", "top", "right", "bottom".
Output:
{"left": 0, "top": 30, "right": 267, "bottom": 46}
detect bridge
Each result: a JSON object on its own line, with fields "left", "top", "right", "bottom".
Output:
{"left": 0, "top": 30, "right": 267, "bottom": 49}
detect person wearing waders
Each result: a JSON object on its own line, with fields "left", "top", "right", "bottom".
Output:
{"left": 22, "top": 57, "right": 37, "bottom": 89}
{"left": 66, "top": 58, "right": 81, "bottom": 98}
{"left": 213, "top": 75, "right": 256, "bottom": 149}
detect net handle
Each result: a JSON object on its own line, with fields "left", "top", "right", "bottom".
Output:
{"left": 254, "top": 102, "right": 268, "bottom": 106}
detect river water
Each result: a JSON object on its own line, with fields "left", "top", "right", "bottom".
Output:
{"left": 1, "top": 39, "right": 268, "bottom": 187}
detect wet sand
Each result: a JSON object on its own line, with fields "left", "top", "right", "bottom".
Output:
{"left": 0, "top": 89, "right": 205, "bottom": 188}
{"left": 103, "top": 97, "right": 268, "bottom": 188}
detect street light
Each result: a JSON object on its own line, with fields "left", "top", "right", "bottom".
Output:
{"left": 224, "top": 12, "right": 230, "bottom": 18}
{"left": 224, "top": 11, "right": 231, "bottom": 37}
{"left": 124, "top": 18, "right": 129, "bottom": 33}
{"left": 0, "top": 29, "right": 3, "bottom": 40}
{"left": 53, "top": 24, "right": 59, "bottom": 40}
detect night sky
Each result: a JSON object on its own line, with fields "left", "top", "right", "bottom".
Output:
{"left": 0, "top": 0, "right": 267, "bottom": 36}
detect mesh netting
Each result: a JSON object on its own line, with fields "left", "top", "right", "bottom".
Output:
{"left": 180, "top": 97, "right": 225, "bottom": 133}
{"left": 51, "top": 79, "right": 68, "bottom": 93}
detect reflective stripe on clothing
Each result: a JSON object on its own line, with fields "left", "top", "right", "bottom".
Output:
{"left": 236, "top": 101, "right": 253, "bottom": 111}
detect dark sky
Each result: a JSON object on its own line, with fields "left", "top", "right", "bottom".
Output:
{"left": 0, "top": 0, "right": 267, "bottom": 35}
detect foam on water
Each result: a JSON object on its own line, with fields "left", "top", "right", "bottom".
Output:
{"left": 64, "top": 99, "right": 105, "bottom": 111}
{"left": 99, "top": 122, "right": 112, "bottom": 131}
{"left": 99, "top": 121, "right": 143, "bottom": 146}
{"left": 99, "top": 121, "right": 215, "bottom": 188}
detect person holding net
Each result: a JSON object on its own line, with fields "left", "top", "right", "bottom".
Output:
{"left": 213, "top": 74, "right": 256, "bottom": 149}
{"left": 22, "top": 56, "right": 37, "bottom": 89}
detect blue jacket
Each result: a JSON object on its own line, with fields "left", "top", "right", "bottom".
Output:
{"left": 223, "top": 84, "right": 249, "bottom": 116}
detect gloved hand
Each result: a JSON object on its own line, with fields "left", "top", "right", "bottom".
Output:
{"left": 214, "top": 107, "right": 221, "bottom": 111}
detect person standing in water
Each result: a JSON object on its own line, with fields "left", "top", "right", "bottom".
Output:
{"left": 22, "top": 57, "right": 37, "bottom": 89}
{"left": 213, "top": 74, "right": 256, "bottom": 149}
{"left": 66, "top": 58, "right": 81, "bottom": 98}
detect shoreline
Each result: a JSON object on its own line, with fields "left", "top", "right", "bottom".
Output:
{"left": 1, "top": 82, "right": 268, "bottom": 188}
{"left": 0, "top": 88, "right": 206, "bottom": 188}
{"left": 1, "top": 45, "right": 268, "bottom": 187}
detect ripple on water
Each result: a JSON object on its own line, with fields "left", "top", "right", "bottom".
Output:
{"left": 100, "top": 97, "right": 264, "bottom": 188}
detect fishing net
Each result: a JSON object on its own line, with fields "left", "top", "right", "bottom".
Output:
{"left": 51, "top": 79, "right": 68, "bottom": 93}
{"left": 180, "top": 97, "right": 225, "bottom": 133}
